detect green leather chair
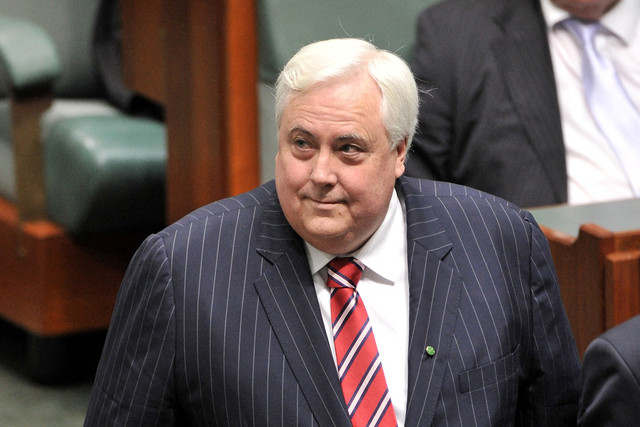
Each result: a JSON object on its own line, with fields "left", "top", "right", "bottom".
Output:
{"left": 0, "top": 0, "right": 166, "bottom": 235}
{"left": 0, "top": 0, "right": 166, "bottom": 382}
{"left": 256, "top": 0, "right": 442, "bottom": 182}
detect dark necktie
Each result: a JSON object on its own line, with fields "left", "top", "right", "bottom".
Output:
{"left": 327, "top": 257, "right": 398, "bottom": 427}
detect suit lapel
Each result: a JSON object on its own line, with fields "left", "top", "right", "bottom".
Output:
{"left": 253, "top": 180, "right": 466, "bottom": 425}
{"left": 253, "top": 195, "right": 351, "bottom": 426}
{"left": 399, "top": 178, "right": 464, "bottom": 426}
{"left": 491, "top": 0, "right": 567, "bottom": 202}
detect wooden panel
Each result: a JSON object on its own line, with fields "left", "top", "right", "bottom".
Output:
{"left": 121, "top": 0, "right": 165, "bottom": 103}
{"left": 11, "top": 92, "right": 52, "bottom": 221}
{"left": 542, "top": 223, "right": 615, "bottom": 357}
{"left": 0, "top": 197, "right": 139, "bottom": 336}
{"left": 532, "top": 200, "right": 640, "bottom": 358}
{"left": 121, "top": 0, "right": 260, "bottom": 223}
{"left": 225, "top": 0, "right": 260, "bottom": 199}
{"left": 605, "top": 250, "right": 640, "bottom": 329}
{"left": 539, "top": 222, "right": 640, "bottom": 357}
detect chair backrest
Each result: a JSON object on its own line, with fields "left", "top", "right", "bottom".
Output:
{"left": 0, "top": 0, "right": 102, "bottom": 97}
{"left": 258, "top": 0, "right": 442, "bottom": 85}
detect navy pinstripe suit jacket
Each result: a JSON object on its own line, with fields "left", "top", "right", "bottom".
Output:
{"left": 85, "top": 177, "right": 580, "bottom": 426}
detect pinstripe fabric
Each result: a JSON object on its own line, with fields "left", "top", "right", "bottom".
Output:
{"left": 85, "top": 176, "right": 580, "bottom": 426}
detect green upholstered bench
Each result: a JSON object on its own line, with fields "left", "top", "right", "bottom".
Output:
{"left": 44, "top": 115, "right": 166, "bottom": 235}
{"left": 0, "top": 2, "right": 166, "bottom": 235}
{"left": 0, "top": 1, "right": 166, "bottom": 382}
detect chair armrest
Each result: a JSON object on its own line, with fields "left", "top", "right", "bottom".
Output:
{"left": 0, "top": 15, "right": 62, "bottom": 91}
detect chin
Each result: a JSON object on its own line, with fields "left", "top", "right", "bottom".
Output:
{"left": 309, "top": 239, "right": 355, "bottom": 256}
{"left": 301, "top": 226, "right": 351, "bottom": 253}
{"left": 305, "top": 229, "right": 349, "bottom": 247}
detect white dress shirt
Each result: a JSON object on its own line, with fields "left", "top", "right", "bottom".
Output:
{"left": 305, "top": 189, "right": 410, "bottom": 426}
{"left": 541, "top": 0, "right": 640, "bottom": 204}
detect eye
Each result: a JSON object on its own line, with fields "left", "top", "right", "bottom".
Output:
{"left": 293, "top": 138, "right": 310, "bottom": 149}
{"left": 290, "top": 137, "right": 315, "bottom": 159}
{"left": 339, "top": 144, "right": 361, "bottom": 153}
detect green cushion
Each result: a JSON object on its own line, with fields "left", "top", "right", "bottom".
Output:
{"left": 0, "top": 15, "right": 62, "bottom": 91}
{"left": 44, "top": 116, "right": 167, "bottom": 235}
{"left": 0, "top": 1, "right": 102, "bottom": 97}
{"left": 0, "top": 99, "right": 122, "bottom": 202}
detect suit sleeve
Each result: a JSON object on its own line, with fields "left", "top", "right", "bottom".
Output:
{"left": 578, "top": 336, "right": 640, "bottom": 426}
{"left": 517, "top": 213, "right": 581, "bottom": 426}
{"left": 84, "top": 233, "right": 179, "bottom": 426}
{"left": 405, "top": 6, "right": 456, "bottom": 181}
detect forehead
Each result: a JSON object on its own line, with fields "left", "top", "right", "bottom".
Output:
{"left": 279, "top": 72, "right": 385, "bottom": 137}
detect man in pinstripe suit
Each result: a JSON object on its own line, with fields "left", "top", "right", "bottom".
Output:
{"left": 85, "top": 38, "right": 580, "bottom": 426}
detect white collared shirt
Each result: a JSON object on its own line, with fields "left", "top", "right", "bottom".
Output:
{"left": 305, "top": 189, "right": 409, "bottom": 426}
{"left": 540, "top": 0, "right": 640, "bottom": 204}
{"left": 541, "top": 0, "right": 640, "bottom": 204}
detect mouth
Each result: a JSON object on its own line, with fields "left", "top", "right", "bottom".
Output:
{"left": 307, "top": 197, "right": 344, "bottom": 209}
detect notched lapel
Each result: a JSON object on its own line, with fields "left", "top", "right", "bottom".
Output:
{"left": 400, "top": 179, "right": 463, "bottom": 425}
{"left": 254, "top": 197, "right": 350, "bottom": 426}
{"left": 255, "top": 195, "right": 300, "bottom": 265}
{"left": 405, "top": 243, "right": 463, "bottom": 426}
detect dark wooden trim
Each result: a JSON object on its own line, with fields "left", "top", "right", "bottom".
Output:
{"left": 122, "top": 0, "right": 260, "bottom": 223}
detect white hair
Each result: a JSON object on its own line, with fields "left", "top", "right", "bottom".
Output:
{"left": 275, "top": 38, "right": 418, "bottom": 150}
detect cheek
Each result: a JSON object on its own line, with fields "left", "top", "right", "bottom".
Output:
{"left": 345, "top": 169, "right": 394, "bottom": 209}
{"left": 276, "top": 153, "right": 308, "bottom": 194}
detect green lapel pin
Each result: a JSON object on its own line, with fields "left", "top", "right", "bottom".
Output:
{"left": 426, "top": 345, "right": 436, "bottom": 357}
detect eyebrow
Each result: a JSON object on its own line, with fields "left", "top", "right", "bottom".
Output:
{"left": 336, "top": 134, "right": 366, "bottom": 143}
{"left": 288, "top": 126, "right": 314, "bottom": 138}
{"left": 288, "top": 126, "right": 369, "bottom": 145}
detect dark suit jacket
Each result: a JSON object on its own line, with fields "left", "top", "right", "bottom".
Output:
{"left": 405, "top": 0, "right": 567, "bottom": 207}
{"left": 84, "top": 177, "right": 580, "bottom": 426}
{"left": 578, "top": 314, "right": 640, "bottom": 426}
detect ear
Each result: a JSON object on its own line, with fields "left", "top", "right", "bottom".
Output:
{"left": 394, "top": 138, "right": 408, "bottom": 178}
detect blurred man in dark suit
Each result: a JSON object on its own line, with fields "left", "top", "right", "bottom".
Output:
{"left": 406, "top": 0, "right": 640, "bottom": 207}
{"left": 579, "top": 314, "right": 640, "bottom": 426}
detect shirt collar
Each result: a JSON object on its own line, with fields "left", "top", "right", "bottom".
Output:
{"left": 305, "top": 188, "right": 406, "bottom": 284}
{"left": 540, "top": 0, "right": 572, "bottom": 29}
{"left": 540, "top": 0, "right": 640, "bottom": 44}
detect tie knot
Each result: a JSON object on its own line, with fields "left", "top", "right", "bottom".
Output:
{"left": 564, "top": 18, "right": 600, "bottom": 47}
{"left": 327, "top": 257, "right": 364, "bottom": 289}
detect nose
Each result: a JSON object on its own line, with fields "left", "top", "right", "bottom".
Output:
{"left": 309, "top": 148, "right": 338, "bottom": 186}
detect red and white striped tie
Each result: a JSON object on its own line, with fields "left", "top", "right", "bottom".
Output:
{"left": 327, "top": 257, "right": 398, "bottom": 427}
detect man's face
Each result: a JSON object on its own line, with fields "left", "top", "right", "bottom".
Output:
{"left": 551, "top": 0, "right": 619, "bottom": 20}
{"left": 275, "top": 69, "right": 407, "bottom": 255}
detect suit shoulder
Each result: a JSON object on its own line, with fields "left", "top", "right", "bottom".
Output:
{"left": 591, "top": 315, "right": 640, "bottom": 363}
{"left": 413, "top": 0, "right": 506, "bottom": 73}
{"left": 400, "top": 176, "right": 535, "bottom": 229}
{"left": 159, "top": 181, "right": 277, "bottom": 235}
{"left": 418, "top": 0, "right": 495, "bottom": 30}
{"left": 403, "top": 176, "right": 519, "bottom": 208}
